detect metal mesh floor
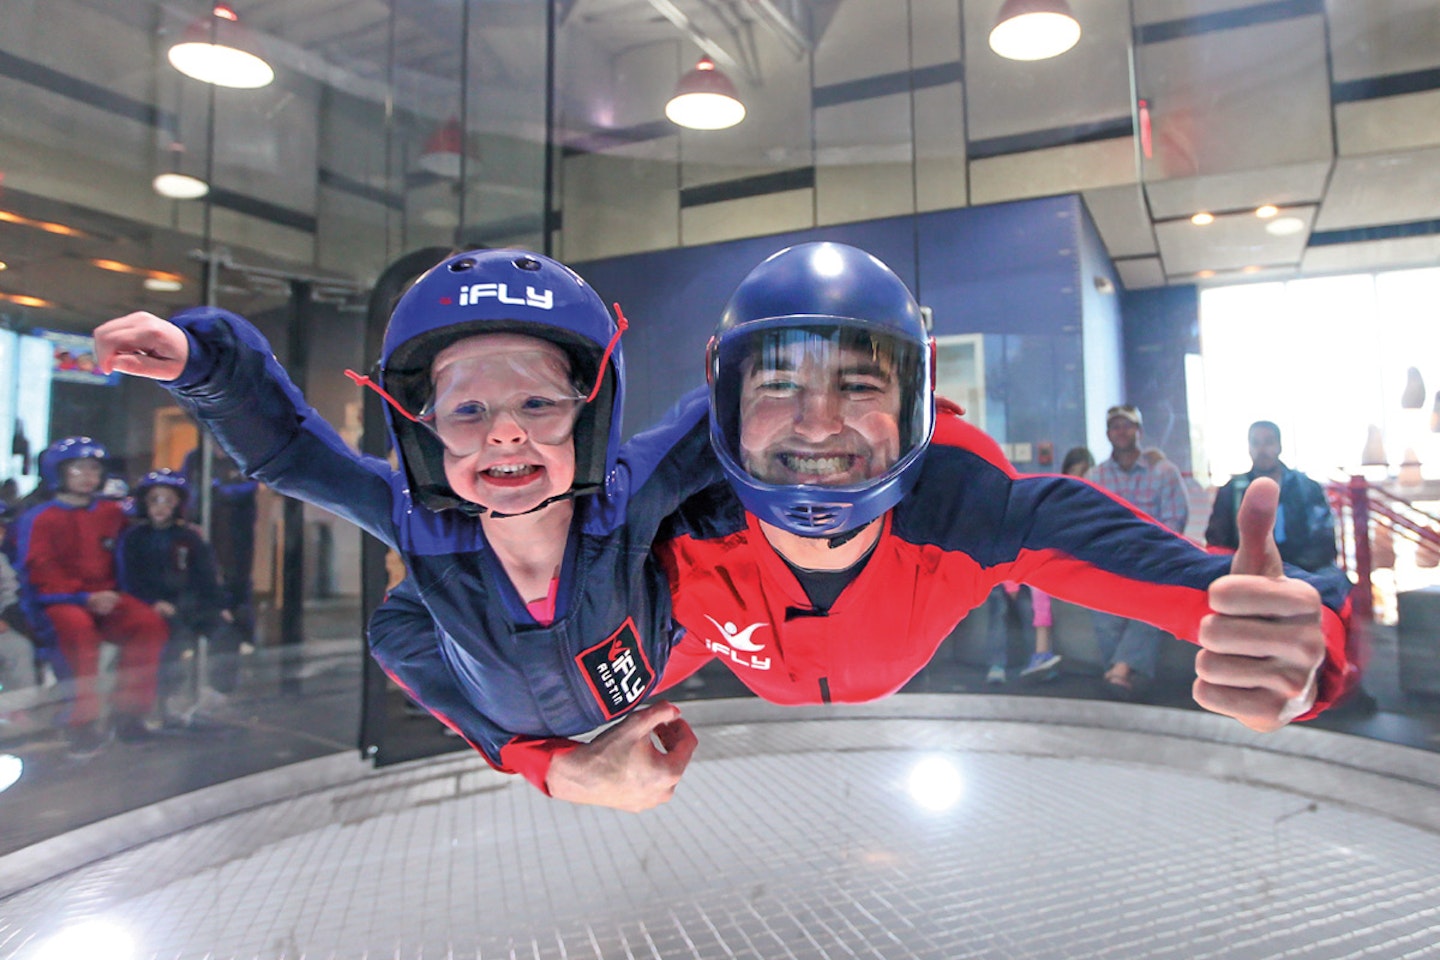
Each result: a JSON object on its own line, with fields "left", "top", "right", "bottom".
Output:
{"left": 3, "top": 696, "right": 1439, "bottom": 960}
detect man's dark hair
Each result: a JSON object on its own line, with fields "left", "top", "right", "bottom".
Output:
{"left": 1249, "top": 420, "right": 1281, "bottom": 443}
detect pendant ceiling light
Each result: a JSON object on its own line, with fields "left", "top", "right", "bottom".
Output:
{"left": 665, "top": 57, "right": 746, "bottom": 130}
{"left": 152, "top": 172, "right": 210, "bottom": 199}
{"left": 168, "top": 4, "right": 275, "bottom": 89}
{"left": 152, "top": 142, "right": 208, "bottom": 199}
{"left": 417, "top": 117, "right": 466, "bottom": 178}
{"left": 989, "top": 0, "right": 1081, "bottom": 61}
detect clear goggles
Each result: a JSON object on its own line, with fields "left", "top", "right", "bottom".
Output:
{"left": 348, "top": 306, "right": 628, "bottom": 459}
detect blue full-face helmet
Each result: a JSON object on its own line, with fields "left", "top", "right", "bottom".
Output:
{"left": 376, "top": 249, "right": 624, "bottom": 513}
{"left": 707, "top": 242, "right": 934, "bottom": 536}
{"left": 39, "top": 436, "right": 108, "bottom": 491}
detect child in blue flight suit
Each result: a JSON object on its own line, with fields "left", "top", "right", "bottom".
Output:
{"left": 117, "top": 469, "right": 242, "bottom": 726}
{"left": 94, "top": 249, "right": 717, "bottom": 796}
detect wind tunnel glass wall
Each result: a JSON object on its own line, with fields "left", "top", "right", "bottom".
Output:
{"left": 0, "top": 0, "right": 551, "bottom": 847}
{"left": 0, "top": 0, "right": 1436, "bottom": 859}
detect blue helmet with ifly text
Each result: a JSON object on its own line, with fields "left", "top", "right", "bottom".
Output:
{"left": 372, "top": 249, "right": 624, "bottom": 513}
{"left": 707, "top": 242, "right": 934, "bottom": 537}
{"left": 39, "top": 436, "right": 108, "bottom": 491}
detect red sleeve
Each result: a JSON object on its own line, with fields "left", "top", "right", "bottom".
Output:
{"left": 654, "top": 630, "right": 713, "bottom": 693}
{"left": 1293, "top": 600, "right": 1358, "bottom": 721}
{"left": 497, "top": 737, "right": 580, "bottom": 794}
{"left": 24, "top": 508, "right": 84, "bottom": 598}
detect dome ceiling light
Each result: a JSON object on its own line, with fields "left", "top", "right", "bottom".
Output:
{"left": 168, "top": 4, "right": 274, "bottom": 89}
{"left": 665, "top": 57, "right": 746, "bottom": 130}
{"left": 989, "top": 0, "right": 1081, "bottom": 61}
{"left": 152, "top": 172, "right": 210, "bottom": 200}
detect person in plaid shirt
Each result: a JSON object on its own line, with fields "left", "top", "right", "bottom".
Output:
{"left": 1089, "top": 404, "right": 1189, "bottom": 700}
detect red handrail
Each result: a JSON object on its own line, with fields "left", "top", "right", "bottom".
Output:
{"left": 1326, "top": 475, "right": 1440, "bottom": 624}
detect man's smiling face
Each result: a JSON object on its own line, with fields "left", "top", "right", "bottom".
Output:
{"left": 737, "top": 336, "right": 902, "bottom": 487}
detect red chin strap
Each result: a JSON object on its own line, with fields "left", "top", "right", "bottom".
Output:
{"left": 585, "top": 302, "right": 628, "bottom": 404}
{"left": 343, "top": 368, "right": 421, "bottom": 422}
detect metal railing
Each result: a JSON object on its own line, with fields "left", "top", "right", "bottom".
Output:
{"left": 1327, "top": 476, "right": 1440, "bottom": 623}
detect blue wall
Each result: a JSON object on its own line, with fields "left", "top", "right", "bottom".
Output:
{"left": 1118, "top": 285, "right": 1200, "bottom": 474}
{"left": 576, "top": 196, "right": 1108, "bottom": 471}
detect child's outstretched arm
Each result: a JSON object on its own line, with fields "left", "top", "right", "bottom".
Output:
{"left": 96, "top": 309, "right": 399, "bottom": 548}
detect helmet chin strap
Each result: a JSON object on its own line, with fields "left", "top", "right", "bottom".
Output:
{"left": 825, "top": 518, "right": 876, "bottom": 549}
{"left": 471, "top": 489, "right": 578, "bottom": 521}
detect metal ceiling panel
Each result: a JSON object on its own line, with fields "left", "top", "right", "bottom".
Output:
{"left": 1136, "top": 17, "right": 1332, "bottom": 185}
{"left": 1114, "top": 256, "right": 1167, "bottom": 290}
{"left": 1335, "top": 91, "right": 1440, "bottom": 158}
{"left": 1316, "top": 147, "right": 1440, "bottom": 230}
{"left": 1131, "top": 0, "right": 1268, "bottom": 25}
{"left": 1302, "top": 234, "right": 1440, "bottom": 276}
{"left": 970, "top": 139, "right": 1137, "bottom": 205}
{"left": 1328, "top": 0, "right": 1440, "bottom": 82}
{"left": 814, "top": 0, "right": 910, "bottom": 86}
{"left": 1082, "top": 185, "right": 1157, "bottom": 259}
{"left": 1144, "top": 160, "right": 1331, "bottom": 221}
{"left": 1154, "top": 205, "right": 1313, "bottom": 276}
{"left": 908, "top": 0, "right": 962, "bottom": 69}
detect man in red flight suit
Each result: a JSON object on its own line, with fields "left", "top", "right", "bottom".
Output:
{"left": 545, "top": 242, "right": 1354, "bottom": 811}
{"left": 13, "top": 438, "right": 169, "bottom": 756}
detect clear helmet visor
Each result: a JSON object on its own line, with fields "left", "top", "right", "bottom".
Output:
{"left": 381, "top": 349, "right": 587, "bottom": 458}
{"left": 713, "top": 325, "right": 928, "bottom": 491}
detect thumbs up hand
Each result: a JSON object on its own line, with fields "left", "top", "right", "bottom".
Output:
{"left": 1195, "top": 477, "right": 1325, "bottom": 732}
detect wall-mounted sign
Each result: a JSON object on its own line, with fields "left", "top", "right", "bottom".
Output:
{"left": 32, "top": 329, "right": 121, "bottom": 386}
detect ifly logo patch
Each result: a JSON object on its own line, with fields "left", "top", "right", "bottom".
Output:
{"left": 454, "top": 283, "right": 553, "bottom": 309}
{"left": 576, "top": 618, "right": 654, "bottom": 720}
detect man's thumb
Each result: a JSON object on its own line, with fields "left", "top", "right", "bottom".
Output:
{"left": 1232, "top": 477, "right": 1285, "bottom": 578}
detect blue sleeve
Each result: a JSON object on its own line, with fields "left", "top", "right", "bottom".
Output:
{"left": 366, "top": 577, "right": 521, "bottom": 768}
{"left": 589, "top": 386, "right": 719, "bottom": 539}
{"left": 163, "top": 307, "right": 400, "bottom": 550}
{"left": 114, "top": 527, "right": 154, "bottom": 603}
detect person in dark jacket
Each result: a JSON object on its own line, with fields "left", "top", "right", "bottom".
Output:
{"left": 1205, "top": 420, "right": 1338, "bottom": 572}
{"left": 118, "top": 469, "right": 241, "bottom": 726}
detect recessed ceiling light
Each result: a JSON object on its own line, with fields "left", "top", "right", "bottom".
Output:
{"left": 0, "top": 291, "right": 52, "bottom": 308}
{"left": 1242, "top": 265, "right": 1262, "bottom": 274}
{"left": 144, "top": 277, "right": 184, "bottom": 292}
{"left": 1196, "top": 270, "right": 1215, "bottom": 279}
{"left": 1255, "top": 205, "right": 1279, "bottom": 218}
{"left": 1265, "top": 216, "right": 1306, "bottom": 236}
{"left": 0, "top": 261, "right": 7, "bottom": 271}
{"left": 1190, "top": 212, "right": 1215, "bottom": 226}
{"left": 153, "top": 173, "right": 209, "bottom": 199}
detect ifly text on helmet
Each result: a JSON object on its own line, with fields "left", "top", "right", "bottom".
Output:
{"left": 456, "top": 283, "right": 553, "bottom": 309}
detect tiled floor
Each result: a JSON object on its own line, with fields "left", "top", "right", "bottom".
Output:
{"left": 2, "top": 697, "right": 1439, "bottom": 959}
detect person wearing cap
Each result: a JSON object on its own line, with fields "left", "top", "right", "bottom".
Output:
{"left": 371, "top": 243, "right": 1358, "bottom": 812}
{"left": 93, "top": 249, "right": 720, "bottom": 798}
{"left": 1087, "top": 403, "right": 1190, "bottom": 700}
{"left": 10, "top": 437, "right": 169, "bottom": 756}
